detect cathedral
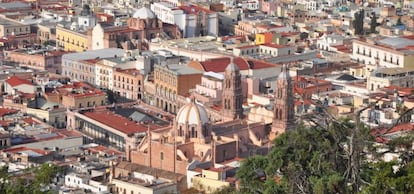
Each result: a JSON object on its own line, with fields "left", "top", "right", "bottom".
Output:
{"left": 127, "top": 61, "right": 295, "bottom": 175}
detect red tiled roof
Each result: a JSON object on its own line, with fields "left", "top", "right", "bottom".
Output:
{"left": 5, "top": 76, "right": 34, "bottom": 87}
{"left": 53, "top": 82, "right": 105, "bottom": 98}
{"left": 372, "top": 123, "right": 414, "bottom": 137}
{"left": 0, "top": 120, "right": 13, "bottom": 127}
{"left": 262, "top": 43, "right": 288, "bottom": 49}
{"left": 200, "top": 57, "right": 278, "bottom": 72}
{"left": 200, "top": 57, "right": 249, "bottom": 72}
{"left": 83, "top": 110, "right": 155, "bottom": 135}
{"left": 237, "top": 45, "right": 258, "bottom": 49}
{"left": 115, "top": 68, "right": 141, "bottom": 75}
{"left": 221, "top": 35, "right": 247, "bottom": 42}
{"left": 22, "top": 117, "right": 39, "bottom": 125}
{"left": 3, "top": 146, "right": 50, "bottom": 156}
{"left": 0, "top": 108, "right": 18, "bottom": 117}
{"left": 87, "top": 145, "right": 123, "bottom": 155}
{"left": 179, "top": 4, "right": 214, "bottom": 14}
{"left": 385, "top": 123, "right": 414, "bottom": 134}
{"left": 248, "top": 59, "right": 279, "bottom": 69}
{"left": 57, "top": 130, "right": 83, "bottom": 137}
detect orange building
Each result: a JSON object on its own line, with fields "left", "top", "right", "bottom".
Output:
{"left": 153, "top": 64, "right": 202, "bottom": 113}
{"left": 113, "top": 68, "right": 144, "bottom": 100}
{"left": 45, "top": 82, "right": 106, "bottom": 109}
{"left": 294, "top": 76, "right": 333, "bottom": 100}
{"left": 255, "top": 32, "right": 274, "bottom": 45}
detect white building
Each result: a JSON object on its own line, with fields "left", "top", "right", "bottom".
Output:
{"left": 111, "top": 171, "right": 177, "bottom": 194}
{"left": 61, "top": 48, "right": 125, "bottom": 83}
{"left": 194, "top": 71, "right": 224, "bottom": 104}
{"left": 220, "top": 0, "right": 235, "bottom": 8}
{"left": 352, "top": 37, "right": 414, "bottom": 70}
{"left": 65, "top": 173, "right": 110, "bottom": 193}
{"left": 367, "top": 68, "right": 414, "bottom": 91}
{"left": 317, "top": 34, "right": 345, "bottom": 51}
{"left": 240, "top": 0, "right": 260, "bottom": 10}
{"left": 94, "top": 57, "right": 137, "bottom": 90}
{"left": 4, "top": 76, "right": 39, "bottom": 95}
{"left": 151, "top": 3, "right": 218, "bottom": 37}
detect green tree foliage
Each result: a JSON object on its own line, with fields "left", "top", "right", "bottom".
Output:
{"left": 236, "top": 119, "right": 414, "bottom": 193}
{"left": 106, "top": 89, "right": 117, "bottom": 104}
{"left": 361, "top": 160, "right": 414, "bottom": 194}
{"left": 34, "top": 163, "right": 62, "bottom": 186}
{"left": 353, "top": 9, "right": 365, "bottom": 35}
{"left": 236, "top": 155, "right": 269, "bottom": 193}
{"left": 370, "top": 13, "right": 378, "bottom": 33}
{"left": 213, "top": 186, "right": 237, "bottom": 194}
{"left": 0, "top": 164, "right": 62, "bottom": 194}
{"left": 237, "top": 122, "right": 355, "bottom": 193}
{"left": 396, "top": 17, "right": 403, "bottom": 26}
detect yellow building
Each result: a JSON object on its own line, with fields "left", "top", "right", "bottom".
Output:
{"left": 255, "top": 32, "right": 273, "bottom": 45}
{"left": 56, "top": 25, "right": 89, "bottom": 52}
{"left": 192, "top": 168, "right": 231, "bottom": 193}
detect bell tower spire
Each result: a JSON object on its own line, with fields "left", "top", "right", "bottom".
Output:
{"left": 270, "top": 64, "right": 295, "bottom": 140}
{"left": 222, "top": 57, "right": 243, "bottom": 120}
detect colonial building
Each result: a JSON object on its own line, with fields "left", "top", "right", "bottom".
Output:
{"left": 129, "top": 99, "right": 269, "bottom": 175}
{"left": 4, "top": 49, "right": 69, "bottom": 74}
{"left": 351, "top": 36, "right": 414, "bottom": 71}
{"left": 113, "top": 68, "right": 144, "bottom": 100}
{"left": 56, "top": 6, "right": 96, "bottom": 52}
{"left": 151, "top": 3, "right": 218, "bottom": 38}
{"left": 90, "top": 7, "right": 180, "bottom": 51}
{"left": 61, "top": 48, "right": 125, "bottom": 82}
{"left": 66, "top": 107, "right": 166, "bottom": 151}
{"left": 193, "top": 71, "right": 223, "bottom": 105}
{"left": 95, "top": 58, "right": 136, "bottom": 90}
{"left": 367, "top": 68, "right": 414, "bottom": 91}
{"left": 0, "top": 17, "right": 31, "bottom": 37}
{"left": 271, "top": 65, "right": 295, "bottom": 139}
{"left": 222, "top": 57, "right": 243, "bottom": 120}
{"left": 44, "top": 82, "right": 106, "bottom": 109}
{"left": 153, "top": 64, "right": 203, "bottom": 113}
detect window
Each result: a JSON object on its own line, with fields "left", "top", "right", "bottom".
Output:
{"left": 160, "top": 152, "right": 164, "bottom": 160}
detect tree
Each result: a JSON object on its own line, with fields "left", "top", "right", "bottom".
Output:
{"left": 370, "top": 13, "right": 378, "bottom": 33}
{"left": 237, "top": 155, "right": 268, "bottom": 193}
{"left": 353, "top": 9, "right": 365, "bottom": 35}
{"left": 396, "top": 17, "right": 403, "bottom": 26}
{"left": 237, "top": 120, "right": 358, "bottom": 194}
{"left": 299, "top": 32, "right": 309, "bottom": 41}
{"left": 361, "top": 160, "right": 414, "bottom": 194}
{"left": 34, "top": 163, "right": 62, "bottom": 186}
{"left": 213, "top": 186, "right": 237, "bottom": 194}
{"left": 42, "top": 41, "right": 50, "bottom": 47}
{"left": 0, "top": 164, "right": 62, "bottom": 194}
{"left": 106, "top": 89, "right": 117, "bottom": 104}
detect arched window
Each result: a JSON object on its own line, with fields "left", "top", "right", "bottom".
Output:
{"left": 191, "top": 127, "right": 196, "bottom": 138}
{"left": 275, "top": 109, "right": 279, "bottom": 119}
{"left": 179, "top": 126, "right": 183, "bottom": 136}
{"left": 203, "top": 126, "right": 208, "bottom": 137}
{"left": 279, "top": 111, "right": 282, "bottom": 120}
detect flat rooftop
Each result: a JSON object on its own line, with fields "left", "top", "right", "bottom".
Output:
{"left": 62, "top": 48, "right": 125, "bottom": 61}
{"left": 154, "top": 36, "right": 234, "bottom": 55}
{"left": 0, "top": 17, "right": 22, "bottom": 26}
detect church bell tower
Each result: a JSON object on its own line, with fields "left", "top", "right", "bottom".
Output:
{"left": 270, "top": 64, "right": 295, "bottom": 140}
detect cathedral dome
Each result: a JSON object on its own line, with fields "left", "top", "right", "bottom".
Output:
{"left": 176, "top": 99, "right": 209, "bottom": 125}
{"left": 132, "top": 7, "right": 156, "bottom": 19}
